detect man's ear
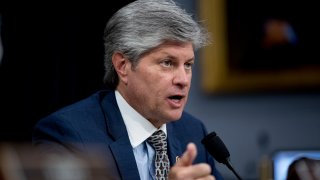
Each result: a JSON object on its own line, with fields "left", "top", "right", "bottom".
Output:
{"left": 112, "top": 52, "right": 129, "bottom": 84}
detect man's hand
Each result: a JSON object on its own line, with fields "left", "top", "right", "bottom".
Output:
{"left": 168, "top": 143, "right": 216, "bottom": 180}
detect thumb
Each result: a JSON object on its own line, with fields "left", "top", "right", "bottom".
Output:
{"left": 175, "top": 142, "right": 197, "bottom": 167}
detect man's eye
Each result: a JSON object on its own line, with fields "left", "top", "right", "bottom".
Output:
{"left": 161, "top": 60, "right": 172, "bottom": 67}
{"left": 185, "top": 62, "right": 193, "bottom": 70}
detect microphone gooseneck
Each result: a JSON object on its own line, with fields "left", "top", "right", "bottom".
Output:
{"left": 201, "top": 131, "right": 242, "bottom": 180}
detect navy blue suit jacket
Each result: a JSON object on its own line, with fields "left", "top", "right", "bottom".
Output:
{"left": 32, "top": 90, "right": 223, "bottom": 180}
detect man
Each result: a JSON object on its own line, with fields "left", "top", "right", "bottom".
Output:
{"left": 32, "top": 0, "right": 223, "bottom": 179}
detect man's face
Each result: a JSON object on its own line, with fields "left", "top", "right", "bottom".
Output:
{"left": 121, "top": 42, "right": 194, "bottom": 127}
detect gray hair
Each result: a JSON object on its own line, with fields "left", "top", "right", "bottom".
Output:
{"left": 103, "top": 0, "right": 210, "bottom": 89}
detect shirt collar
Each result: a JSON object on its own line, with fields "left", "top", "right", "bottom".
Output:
{"left": 115, "top": 90, "right": 167, "bottom": 148}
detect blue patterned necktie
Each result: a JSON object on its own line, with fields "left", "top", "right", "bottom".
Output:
{"left": 147, "top": 130, "right": 170, "bottom": 180}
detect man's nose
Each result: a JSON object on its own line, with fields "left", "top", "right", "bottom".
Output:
{"left": 172, "top": 66, "right": 190, "bottom": 88}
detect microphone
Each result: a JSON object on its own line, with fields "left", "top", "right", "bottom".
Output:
{"left": 201, "top": 131, "right": 242, "bottom": 180}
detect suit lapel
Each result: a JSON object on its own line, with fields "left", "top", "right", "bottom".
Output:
{"left": 101, "top": 91, "right": 140, "bottom": 180}
{"left": 109, "top": 137, "right": 140, "bottom": 180}
{"left": 167, "top": 123, "right": 184, "bottom": 166}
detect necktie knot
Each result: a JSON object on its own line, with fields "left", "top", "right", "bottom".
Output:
{"left": 147, "top": 130, "right": 167, "bottom": 152}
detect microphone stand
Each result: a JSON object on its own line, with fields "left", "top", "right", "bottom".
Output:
{"left": 224, "top": 158, "right": 242, "bottom": 180}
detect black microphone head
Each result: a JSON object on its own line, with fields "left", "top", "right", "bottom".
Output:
{"left": 201, "top": 131, "right": 230, "bottom": 164}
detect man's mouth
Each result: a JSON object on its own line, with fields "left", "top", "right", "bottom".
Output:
{"left": 168, "top": 95, "right": 184, "bottom": 101}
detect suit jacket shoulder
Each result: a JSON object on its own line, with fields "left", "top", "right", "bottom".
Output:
{"left": 32, "top": 90, "right": 140, "bottom": 180}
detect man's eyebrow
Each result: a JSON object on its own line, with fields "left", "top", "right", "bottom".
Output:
{"left": 162, "top": 54, "right": 195, "bottom": 61}
{"left": 187, "top": 57, "right": 195, "bottom": 61}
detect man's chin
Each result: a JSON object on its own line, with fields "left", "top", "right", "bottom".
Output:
{"left": 166, "top": 111, "right": 183, "bottom": 121}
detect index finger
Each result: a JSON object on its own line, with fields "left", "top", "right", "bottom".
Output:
{"left": 175, "top": 142, "right": 197, "bottom": 167}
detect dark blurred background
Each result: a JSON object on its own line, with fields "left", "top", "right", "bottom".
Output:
{"left": 0, "top": 1, "right": 135, "bottom": 142}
